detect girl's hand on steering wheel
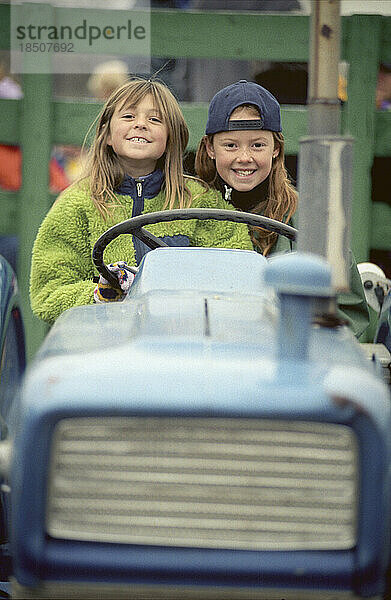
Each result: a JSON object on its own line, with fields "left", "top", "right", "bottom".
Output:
{"left": 93, "top": 261, "right": 135, "bottom": 303}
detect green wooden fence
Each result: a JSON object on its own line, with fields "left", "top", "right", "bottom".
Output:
{"left": 0, "top": 3, "right": 391, "bottom": 359}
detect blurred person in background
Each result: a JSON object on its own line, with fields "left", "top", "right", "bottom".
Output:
{"left": 0, "top": 57, "right": 69, "bottom": 195}
{"left": 371, "top": 62, "right": 391, "bottom": 277}
{"left": 87, "top": 60, "right": 129, "bottom": 100}
{"left": 0, "top": 57, "right": 68, "bottom": 271}
{"left": 376, "top": 62, "right": 391, "bottom": 110}
{"left": 0, "top": 60, "right": 22, "bottom": 99}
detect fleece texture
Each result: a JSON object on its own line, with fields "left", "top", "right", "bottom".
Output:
{"left": 30, "top": 178, "right": 253, "bottom": 324}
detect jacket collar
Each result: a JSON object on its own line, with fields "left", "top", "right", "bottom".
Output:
{"left": 216, "top": 173, "right": 269, "bottom": 213}
{"left": 116, "top": 169, "right": 164, "bottom": 198}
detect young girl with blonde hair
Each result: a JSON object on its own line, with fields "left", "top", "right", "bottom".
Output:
{"left": 195, "top": 80, "right": 369, "bottom": 337}
{"left": 30, "top": 78, "right": 252, "bottom": 324}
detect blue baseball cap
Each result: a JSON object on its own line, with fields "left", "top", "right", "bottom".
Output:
{"left": 205, "top": 80, "right": 281, "bottom": 135}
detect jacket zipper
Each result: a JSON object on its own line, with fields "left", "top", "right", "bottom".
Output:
{"left": 224, "top": 185, "right": 232, "bottom": 202}
{"left": 133, "top": 180, "right": 144, "bottom": 265}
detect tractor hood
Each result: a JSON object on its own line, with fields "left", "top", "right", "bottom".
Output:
{"left": 21, "top": 247, "right": 373, "bottom": 415}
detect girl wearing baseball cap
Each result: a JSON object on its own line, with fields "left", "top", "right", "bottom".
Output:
{"left": 195, "top": 80, "right": 369, "bottom": 338}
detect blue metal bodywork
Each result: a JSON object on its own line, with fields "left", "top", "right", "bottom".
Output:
{"left": 3, "top": 247, "right": 391, "bottom": 598}
{"left": 0, "top": 253, "right": 25, "bottom": 455}
{"left": 376, "top": 289, "right": 391, "bottom": 353}
{"left": 0, "top": 255, "right": 25, "bottom": 595}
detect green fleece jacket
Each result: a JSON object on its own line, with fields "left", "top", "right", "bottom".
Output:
{"left": 30, "top": 177, "right": 253, "bottom": 324}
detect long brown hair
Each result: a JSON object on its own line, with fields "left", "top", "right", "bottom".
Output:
{"left": 82, "top": 77, "right": 197, "bottom": 217}
{"left": 195, "top": 106, "right": 297, "bottom": 256}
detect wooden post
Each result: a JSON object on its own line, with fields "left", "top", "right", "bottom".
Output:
{"left": 307, "top": 0, "right": 341, "bottom": 135}
{"left": 18, "top": 74, "right": 51, "bottom": 360}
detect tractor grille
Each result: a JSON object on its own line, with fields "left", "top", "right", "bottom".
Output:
{"left": 47, "top": 417, "right": 358, "bottom": 550}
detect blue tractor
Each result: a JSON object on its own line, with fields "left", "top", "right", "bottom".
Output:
{"left": 0, "top": 209, "right": 390, "bottom": 599}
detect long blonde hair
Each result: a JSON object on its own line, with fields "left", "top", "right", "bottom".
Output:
{"left": 195, "top": 105, "right": 297, "bottom": 256}
{"left": 83, "top": 77, "right": 196, "bottom": 217}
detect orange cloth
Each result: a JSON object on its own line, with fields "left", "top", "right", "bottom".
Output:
{"left": 0, "top": 144, "right": 69, "bottom": 193}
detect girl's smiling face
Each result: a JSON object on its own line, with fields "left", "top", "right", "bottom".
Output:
{"left": 107, "top": 94, "right": 168, "bottom": 178}
{"left": 205, "top": 105, "right": 279, "bottom": 192}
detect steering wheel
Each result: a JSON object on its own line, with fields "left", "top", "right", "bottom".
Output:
{"left": 92, "top": 208, "right": 297, "bottom": 288}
